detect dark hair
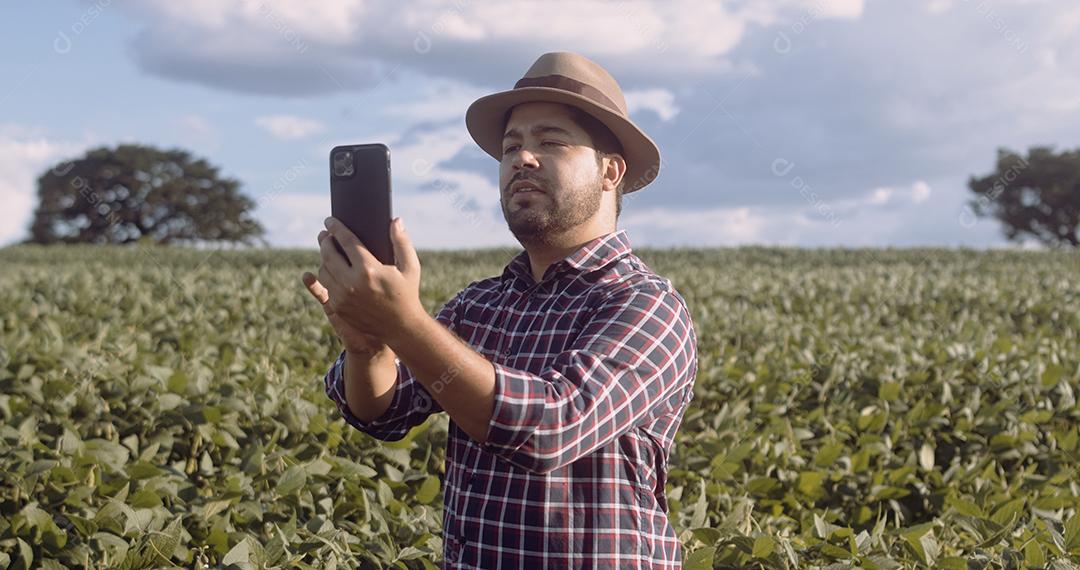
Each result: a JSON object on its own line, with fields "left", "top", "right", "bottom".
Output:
{"left": 565, "top": 106, "right": 626, "bottom": 219}
{"left": 502, "top": 104, "right": 628, "bottom": 218}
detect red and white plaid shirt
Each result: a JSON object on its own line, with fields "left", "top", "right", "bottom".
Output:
{"left": 325, "top": 229, "right": 698, "bottom": 568}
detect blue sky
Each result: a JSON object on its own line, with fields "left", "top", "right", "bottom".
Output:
{"left": 2, "top": 0, "right": 1078, "bottom": 249}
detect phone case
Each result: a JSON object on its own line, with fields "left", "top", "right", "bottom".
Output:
{"left": 329, "top": 143, "right": 395, "bottom": 265}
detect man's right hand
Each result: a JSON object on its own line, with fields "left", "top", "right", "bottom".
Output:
{"left": 303, "top": 231, "right": 391, "bottom": 358}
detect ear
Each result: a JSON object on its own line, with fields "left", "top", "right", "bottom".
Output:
{"left": 600, "top": 152, "right": 627, "bottom": 192}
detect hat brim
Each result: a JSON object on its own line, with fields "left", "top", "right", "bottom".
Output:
{"left": 465, "top": 87, "right": 661, "bottom": 193}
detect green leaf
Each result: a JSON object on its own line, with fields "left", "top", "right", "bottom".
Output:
{"left": 947, "top": 495, "right": 984, "bottom": 518}
{"left": 1025, "top": 539, "right": 1046, "bottom": 568}
{"left": 18, "top": 504, "right": 67, "bottom": 549}
{"left": 937, "top": 557, "right": 968, "bottom": 570}
{"left": 683, "top": 547, "right": 715, "bottom": 570}
{"left": 82, "top": 439, "right": 130, "bottom": 474}
{"left": 878, "top": 381, "right": 901, "bottom": 401}
{"left": 202, "top": 498, "right": 234, "bottom": 520}
{"left": 16, "top": 538, "right": 33, "bottom": 569}
{"left": 222, "top": 536, "right": 253, "bottom": 568}
{"left": 692, "top": 527, "right": 723, "bottom": 546}
{"left": 752, "top": 535, "right": 775, "bottom": 558}
{"left": 689, "top": 480, "right": 708, "bottom": 528}
{"left": 798, "top": 471, "right": 826, "bottom": 499}
{"left": 415, "top": 475, "right": 441, "bottom": 504}
{"left": 814, "top": 512, "right": 843, "bottom": 540}
{"left": 813, "top": 442, "right": 845, "bottom": 467}
{"left": 1065, "top": 513, "right": 1080, "bottom": 552}
{"left": 989, "top": 498, "right": 1024, "bottom": 527}
{"left": 1041, "top": 363, "right": 1066, "bottom": 387}
{"left": 125, "top": 517, "right": 183, "bottom": 568}
{"left": 275, "top": 465, "right": 307, "bottom": 496}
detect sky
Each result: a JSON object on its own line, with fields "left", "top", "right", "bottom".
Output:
{"left": 2, "top": 0, "right": 1078, "bottom": 249}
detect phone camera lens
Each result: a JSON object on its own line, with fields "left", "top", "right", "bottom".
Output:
{"left": 333, "top": 150, "right": 355, "bottom": 177}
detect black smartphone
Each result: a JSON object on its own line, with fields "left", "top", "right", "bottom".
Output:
{"left": 329, "top": 143, "right": 395, "bottom": 266}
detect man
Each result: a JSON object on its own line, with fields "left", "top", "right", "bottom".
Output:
{"left": 302, "top": 51, "right": 698, "bottom": 568}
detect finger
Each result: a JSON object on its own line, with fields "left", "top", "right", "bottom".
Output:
{"left": 324, "top": 217, "right": 384, "bottom": 269}
{"left": 302, "top": 271, "right": 329, "bottom": 305}
{"left": 390, "top": 217, "right": 421, "bottom": 279}
{"left": 318, "top": 263, "right": 346, "bottom": 304}
{"left": 324, "top": 217, "right": 366, "bottom": 266}
{"left": 351, "top": 238, "right": 381, "bottom": 268}
{"left": 317, "top": 230, "right": 330, "bottom": 246}
{"left": 319, "top": 231, "right": 352, "bottom": 282}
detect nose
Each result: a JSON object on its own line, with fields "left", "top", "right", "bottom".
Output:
{"left": 511, "top": 148, "right": 539, "bottom": 172}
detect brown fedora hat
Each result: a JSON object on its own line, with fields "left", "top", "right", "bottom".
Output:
{"left": 465, "top": 51, "right": 661, "bottom": 193}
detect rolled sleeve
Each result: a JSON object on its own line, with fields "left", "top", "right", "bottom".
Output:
{"left": 480, "top": 282, "right": 697, "bottom": 474}
{"left": 323, "top": 351, "right": 441, "bottom": 441}
{"left": 323, "top": 289, "right": 466, "bottom": 441}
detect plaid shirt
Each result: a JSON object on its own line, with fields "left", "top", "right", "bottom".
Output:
{"left": 324, "top": 229, "right": 698, "bottom": 568}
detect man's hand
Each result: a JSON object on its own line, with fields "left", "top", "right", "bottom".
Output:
{"left": 309, "top": 216, "right": 426, "bottom": 347}
{"left": 302, "top": 266, "right": 387, "bottom": 357}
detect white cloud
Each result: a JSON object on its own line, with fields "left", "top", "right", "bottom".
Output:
{"left": 118, "top": 0, "right": 869, "bottom": 95}
{"left": 820, "top": 180, "right": 933, "bottom": 211}
{"left": 393, "top": 191, "right": 515, "bottom": 249}
{"left": 255, "top": 115, "right": 325, "bottom": 140}
{"left": 258, "top": 189, "right": 515, "bottom": 250}
{"left": 911, "top": 180, "right": 932, "bottom": 203}
{"left": 389, "top": 123, "right": 512, "bottom": 248}
{"left": 849, "top": 181, "right": 932, "bottom": 209}
{"left": 619, "top": 178, "right": 973, "bottom": 248}
{"left": 625, "top": 89, "right": 680, "bottom": 121}
{"left": 620, "top": 202, "right": 874, "bottom": 247}
{"left": 771, "top": 0, "right": 864, "bottom": 20}
{"left": 392, "top": 124, "right": 475, "bottom": 185}
{"left": 259, "top": 122, "right": 513, "bottom": 249}
{"left": 255, "top": 192, "right": 329, "bottom": 248}
{"left": 816, "top": 0, "right": 865, "bottom": 19}
{"left": 1049, "top": 5, "right": 1080, "bottom": 38}
{"left": 622, "top": 205, "right": 768, "bottom": 245}
{"left": 868, "top": 187, "right": 894, "bottom": 205}
{"left": 119, "top": 0, "right": 365, "bottom": 42}
{"left": 174, "top": 114, "right": 219, "bottom": 151}
{"left": 0, "top": 126, "right": 93, "bottom": 245}
{"left": 178, "top": 114, "right": 214, "bottom": 137}
{"left": 384, "top": 80, "right": 488, "bottom": 123}
{"left": 924, "top": 0, "right": 954, "bottom": 14}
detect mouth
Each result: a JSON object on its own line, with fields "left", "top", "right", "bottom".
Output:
{"left": 510, "top": 180, "right": 545, "bottom": 196}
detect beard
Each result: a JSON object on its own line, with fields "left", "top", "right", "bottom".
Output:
{"left": 500, "top": 172, "right": 603, "bottom": 245}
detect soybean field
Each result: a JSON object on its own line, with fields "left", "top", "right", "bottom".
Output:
{"left": 1, "top": 245, "right": 1079, "bottom": 569}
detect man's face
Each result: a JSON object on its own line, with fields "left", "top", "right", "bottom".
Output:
{"left": 498, "top": 102, "right": 604, "bottom": 243}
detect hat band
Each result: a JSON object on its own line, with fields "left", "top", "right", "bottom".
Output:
{"left": 513, "top": 74, "right": 621, "bottom": 114}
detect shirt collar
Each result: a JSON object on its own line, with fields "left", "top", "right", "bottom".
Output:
{"left": 502, "top": 229, "right": 633, "bottom": 284}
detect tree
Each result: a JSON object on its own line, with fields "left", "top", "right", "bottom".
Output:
{"left": 28, "top": 144, "right": 264, "bottom": 245}
{"left": 967, "top": 146, "right": 1080, "bottom": 248}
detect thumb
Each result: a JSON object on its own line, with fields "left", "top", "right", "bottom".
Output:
{"left": 391, "top": 217, "right": 420, "bottom": 279}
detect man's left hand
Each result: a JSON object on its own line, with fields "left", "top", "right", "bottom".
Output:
{"left": 317, "top": 216, "right": 425, "bottom": 345}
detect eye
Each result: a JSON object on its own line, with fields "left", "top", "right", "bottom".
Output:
{"left": 502, "top": 141, "right": 564, "bottom": 155}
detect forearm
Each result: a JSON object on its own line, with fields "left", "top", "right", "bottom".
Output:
{"left": 389, "top": 312, "right": 496, "bottom": 443}
{"left": 342, "top": 347, "right": 400, "bottom": 422}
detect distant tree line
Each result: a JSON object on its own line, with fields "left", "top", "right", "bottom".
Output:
{"left": 967, "top": 146, "right": 1080, "bottom": 248}
{"left": 25, "top": 143, "right": 1080, "bottom": 248}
